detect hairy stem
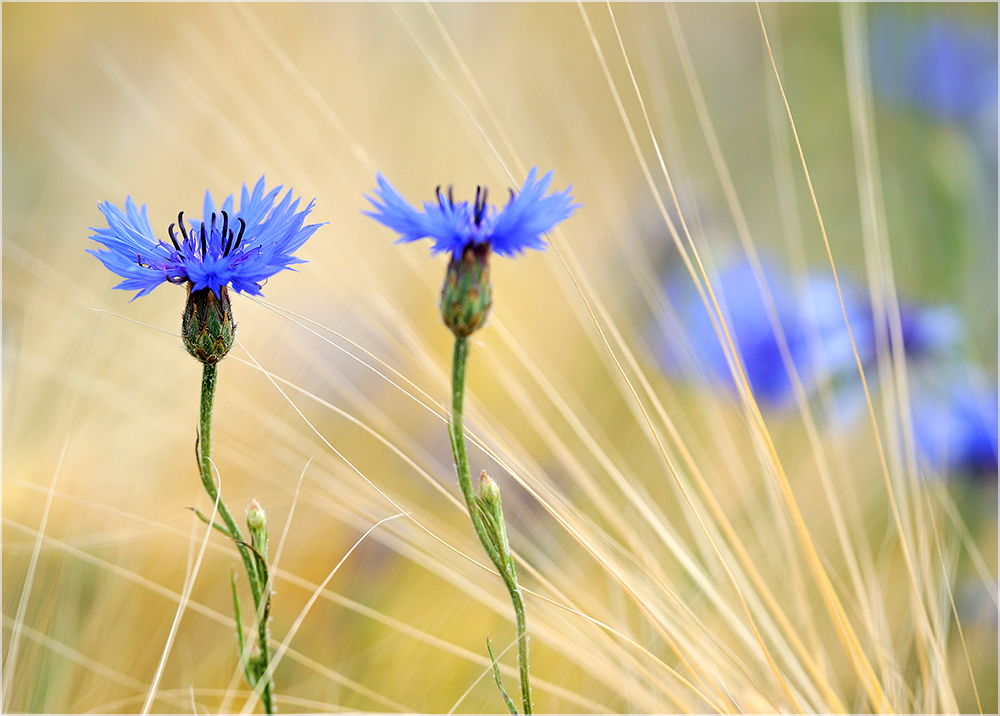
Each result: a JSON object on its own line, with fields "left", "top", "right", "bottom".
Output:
{"left": 199, "top": 363, "right": 274, "bottom": 714}
{"left": 449, "top": 337, "right": 532, "bottom": 714}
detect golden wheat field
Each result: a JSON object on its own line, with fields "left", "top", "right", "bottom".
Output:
{"left": 3, "top": 3, "right": 998, "bottom": 713}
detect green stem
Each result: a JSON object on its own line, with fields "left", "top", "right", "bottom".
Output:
{"left": 449, "top": 337, "right": 533, "bottom": 714}
{"left": 509, "top": 577, "right": 530, "bottom": 715}
{"left": 198, "top": 363, "right": 274, "bottom": 714}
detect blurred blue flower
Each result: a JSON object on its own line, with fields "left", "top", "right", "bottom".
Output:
{"left": 654, "top": 255, "right": 997, "bottom": 477}
{"left": 364, "top": 167, "right": 578, "bottom": 257}
{"left": 909, "top": 363, "right": 999, "bottom": 476}
{"left": 656, "top": 259, "right": 874, "bottom": 407}
{"left": 871, "top": 15, "right": 998, "bottom": 122}
{"left": 897, "top": 302, "right": 965, "bottom": 357}
{"left": 90, "top": 176, "right": 322, "bottom": 299}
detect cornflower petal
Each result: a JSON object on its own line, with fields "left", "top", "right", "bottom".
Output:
{"left": 364, "top": 174, "right": 457, "bottom": 246}
{"left": 490, "top": 168, "right": 579, "bottom": 256}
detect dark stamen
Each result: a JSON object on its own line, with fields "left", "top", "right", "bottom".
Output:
{"left": 168, "top": 224, "right": 181, "bottom": 251}
{"left": 177, "top": 212, "right": 189, "bottom": 241}
{"left": 233, "top": 218, "right": 246, "bottom": 251}
{"left": 447, "top": 185, "right": 454, "bottom": 207}
{"left": 474, "top": 186, "right": 488, "bottom": 226}
{"left": 508, "top": 188, "right": 515, "bottom": 204}
{"left": 200, "top": 223, "right": 207, "bottom": 257}
{"left": 436, "top": 185, "right": 443, "bottom": 208}
{"left": 220, "top": 211, "right": 229, "bottom": 247}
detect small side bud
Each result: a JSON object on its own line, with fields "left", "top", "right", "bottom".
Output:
{"left": 182, "top": 284, "right": 235, "bottom": 364}
{"left": 478, "top": 470, "right": 511, "bottom": 559}
{"left": 441, "top": 243, "right": 492, "bottom": 337}
{"left": 479, "top": 470, "right": 502, "bottom": 508}
{"left": 246, "top": 499, "right": 268, "bottom": 559}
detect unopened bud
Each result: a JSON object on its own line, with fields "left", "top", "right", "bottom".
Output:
{"left": 182, "top": 284, "right": 235, "bottom": 364}
{"left": 441, "top": 243, "right": 492, "bottom": 337}
{"left": 479, "top": 470, "right": 502, "bottom": 508}
{"left": 246, "top": 499, "right": 268, "bottom": 558}
{"left": 478, "top": 470, "right": 511, "bottom": 559}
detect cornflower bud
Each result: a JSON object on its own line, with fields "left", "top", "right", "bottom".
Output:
{"left": 182, "top": 284, "right": 235, "bottom": 364}
{"left": 478, "top": 470, "right": 502, "bottom": 508}
{"left": 478, "top": 470, "right": 510, "bottom": 559}
{"left": 442, "top": 244, "right": 492, "bottom": 338}
{"left": 246, "top": 499, "right": 268, "bottom": 560}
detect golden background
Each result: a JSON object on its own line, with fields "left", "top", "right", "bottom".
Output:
{"left": 4, "top": 3, "right": 997, "bottom": 713}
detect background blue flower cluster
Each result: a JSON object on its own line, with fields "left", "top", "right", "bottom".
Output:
{"left": 654, "top": 257, "right": 998, "bottom": 480}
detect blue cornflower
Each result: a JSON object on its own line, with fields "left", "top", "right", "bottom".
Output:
{"left": 896, "top": 303, "right": 964, "bottom": 358}
{"left": 871, "top": 15, "right": 998, "bottom": 123}
{"left": 90, "top": 176, "right": 322, "bottom": 299}
{"left": 909, "top": 362, "right": 998, "bottom": 477}
{"left": 655, "top": 256, "right": 968, "bottom": 410}
{"left": 654, "top": 255, "right": 997, "bottom": 480}
{"left": 364, "top": 168, "right": 578, "bottom": 337}
{"left": 655, "top": 259, "right": 836, "bottom": 407}
{"left": 363, "top": 167, "right": 578, "bottom": 257}
{"left": 91, "top": 176, "right": 321, "bottom": 364}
